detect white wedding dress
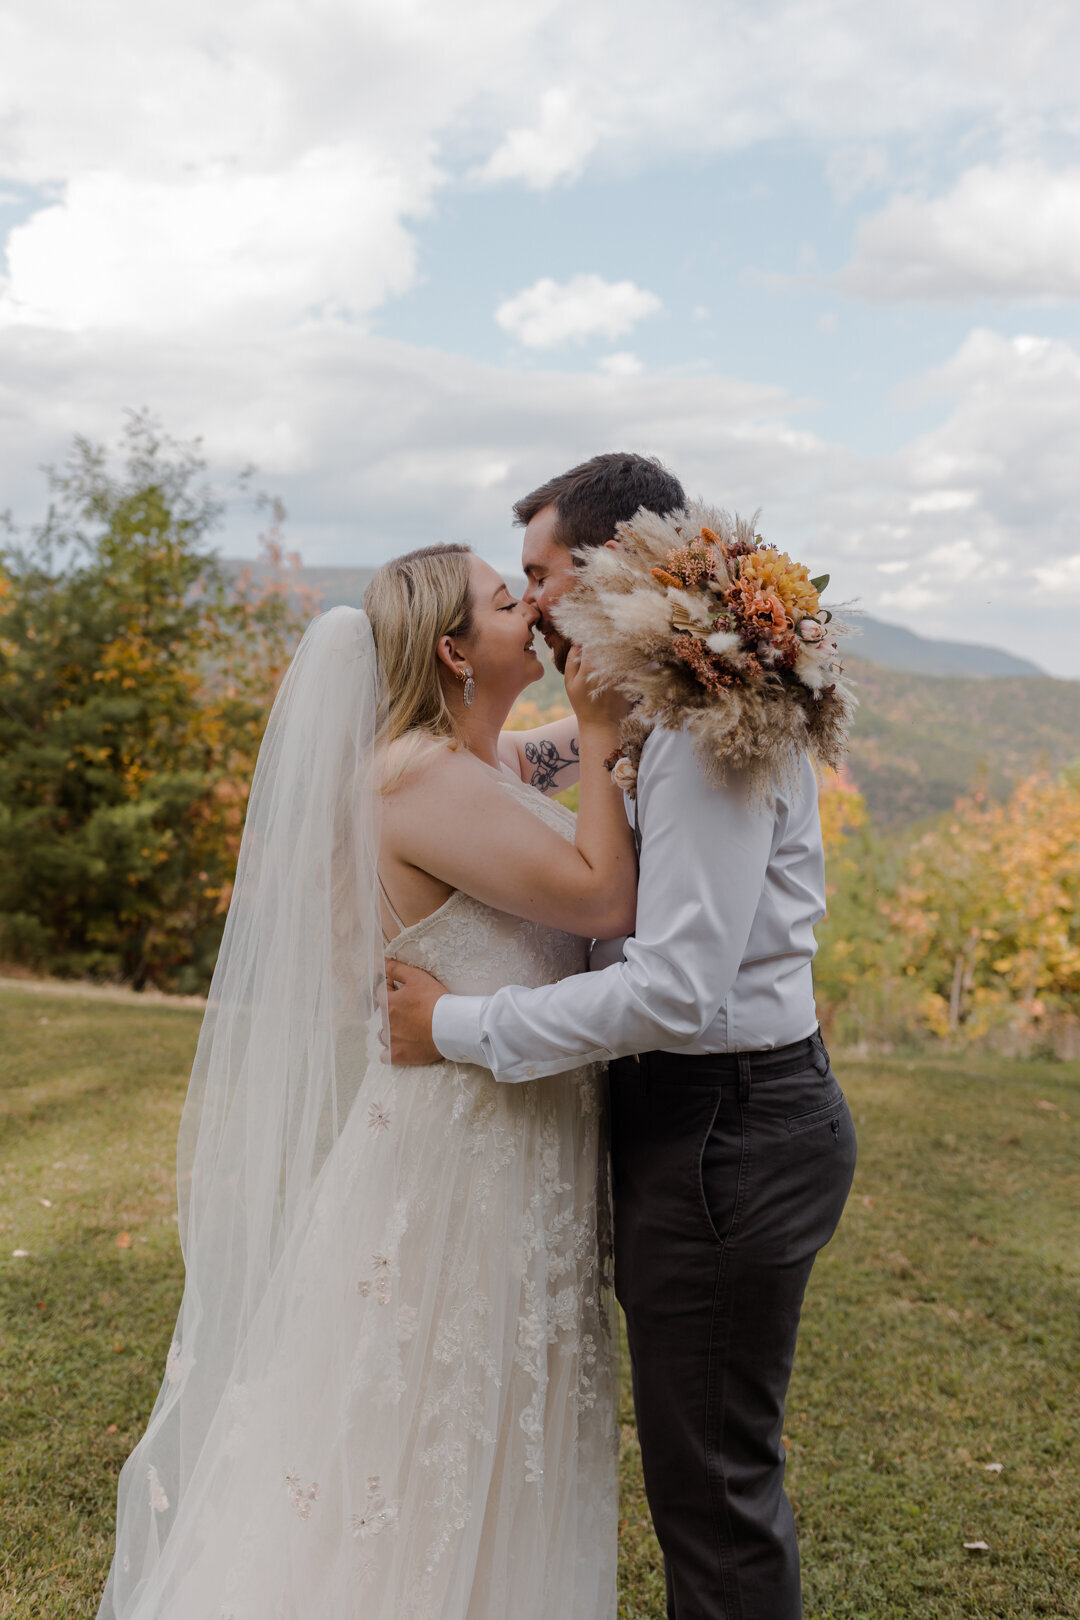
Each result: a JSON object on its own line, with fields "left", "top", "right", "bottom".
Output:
{"left": 101, "top": 768, "right": 618, "bottom": 1620}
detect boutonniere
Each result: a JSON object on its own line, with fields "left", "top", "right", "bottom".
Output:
{"left": 608, "top": 754, "right": 638, "bottom": 793}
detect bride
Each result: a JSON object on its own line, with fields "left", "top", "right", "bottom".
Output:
{"left": 98, "top": 543, "right": 636, "bottom": 1620}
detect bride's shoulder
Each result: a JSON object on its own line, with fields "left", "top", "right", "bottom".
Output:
{"left": 378, "top": 732, "right": 489, "bottom": 801}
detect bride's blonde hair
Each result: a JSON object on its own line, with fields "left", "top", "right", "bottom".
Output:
{"left": 365, "top": 543, "right": 475, "bottom": 787}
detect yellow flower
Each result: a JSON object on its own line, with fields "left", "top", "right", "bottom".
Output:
{"left": 738, "top": 549, "right": 819, "bottom": 621}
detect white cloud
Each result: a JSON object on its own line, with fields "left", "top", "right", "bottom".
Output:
{"left": 0, "top": 322, "right": 821, "bottom": 565}
{"left": 908, "top": 490, "right": 977, "bottom": 514}
{"left": 5, "top": 322, "right": 1080, "bottom": 671}
{"left": 841, "top": 163, "right": 1080, "bottom": 302}
{"left": 597, "top": 352, "right": 644, "bottom": 377}
{"left": 478, "top": 88, "right": 598, "bottom": 189}
{"left": 810, "top": 328, "right": 1080, "bottom": 669}
{"left": 495, "top": 276, "right": 661, "bottom": 350}
{"left": 1, "top": 3, "right": 1079, "bottom": 347}
{"left": 0, "top": 156, "right": 421, "bottom": 332}
{"left": 4, "top": 4, "right": 1080, "bottom": 676}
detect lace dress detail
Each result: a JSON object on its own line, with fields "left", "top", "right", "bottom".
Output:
{"left": 113, "top": 775, "right": 617, "bottom": 1620}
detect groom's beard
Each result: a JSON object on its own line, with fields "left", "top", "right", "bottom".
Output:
{"left": 539, "top": 617, "right": 572, "bottom": 673}
{"left": 549, "top": 631, "right": 572, "bottom": 675}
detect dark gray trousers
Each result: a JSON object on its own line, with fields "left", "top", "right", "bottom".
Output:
{"left": 610, "top": 1029, "right": 856, "bottom": 1620}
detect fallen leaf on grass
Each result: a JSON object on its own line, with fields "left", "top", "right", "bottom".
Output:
{"left": 963, "top": 1540, "right": 990, "bottom": 1552}
{"left": 116, "top": 1231, "right": 132, "bottom": 1249}
{"left": 106, "top": 1423, "right": 118, "bottom": 1434}
{"left": 881, "top": 1251, "right": 914, "bottom": 1278}
{"left": 113, "top": 1341, "right": 125, "bottom": 1353}
{"left": 12, "top": 1249, "right": 29, "bottom": 1258}
{"left": 862, "top": 1195, "right": 874, "bottom": 1207}
{"left": 984, "top": 1462, "right": 1004, "bottom": 1473}
{"left": 39, "top": 1197, "right": 52, "bottom": 1207}
{"left": 1035, "top": 1100, "right": 1058, "bottom": 1112}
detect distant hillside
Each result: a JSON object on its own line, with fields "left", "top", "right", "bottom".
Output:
{"left": 846, "top": 659, "right": 1080, "bottom": 828}
{"left": 223, "top": 559, "right": 378, "bottom": 609}
{"left": 529, "top": 654, "right": 1080, "bottom": 829}
{"left": 851, "top": 614, "right": 1042, "bottom": 678}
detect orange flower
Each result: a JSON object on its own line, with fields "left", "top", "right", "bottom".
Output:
{"left": 738, "top": 550, "right": 819, "bottom": 621}
{"left": 731, "top": 576, "right": 787, "bottom": 637}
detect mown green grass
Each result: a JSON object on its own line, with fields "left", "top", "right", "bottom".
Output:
{"left": 1, "top": 989, "right": 1077, "bottom": 1618}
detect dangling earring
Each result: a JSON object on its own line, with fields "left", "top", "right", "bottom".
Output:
{"left": 461, "top": 666, "right": 476, "bottom": 707}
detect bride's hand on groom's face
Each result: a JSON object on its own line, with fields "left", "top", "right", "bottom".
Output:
{"left": 563, "top": 646, "right": 630, "bottom": 728}
{"left": 381, "top": 958, "right": 447, "bottom": 1066}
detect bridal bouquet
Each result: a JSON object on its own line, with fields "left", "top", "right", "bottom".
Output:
{"left": 555, "top": 502, "right": 855, "bottom": 799}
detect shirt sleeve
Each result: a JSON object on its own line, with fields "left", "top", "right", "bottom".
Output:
{"left": 431, "top": 726, "right": 775, "bottom": 1082}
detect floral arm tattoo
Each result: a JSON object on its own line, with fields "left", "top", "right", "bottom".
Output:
{"left": 524, "top": 735, "right": 580, "bottom": 794}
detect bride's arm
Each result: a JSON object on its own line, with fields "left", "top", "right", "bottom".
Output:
{"left": 385, "top": 671, "right": 635, "bottom": 940}
{"left": 498, "top": 714, "right": 580, "bottom": 796}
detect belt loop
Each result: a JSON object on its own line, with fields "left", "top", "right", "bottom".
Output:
{"left": 737, "top": 1052, "right": 752, "bottom": 1103}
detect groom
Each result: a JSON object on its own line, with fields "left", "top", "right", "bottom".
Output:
{"left": 386, "top": 452, "right": 857, "bottom": 1620}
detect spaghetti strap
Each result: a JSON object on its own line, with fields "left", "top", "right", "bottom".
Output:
{"left": 376, "top": 869, "right": 408, "bottom": 937}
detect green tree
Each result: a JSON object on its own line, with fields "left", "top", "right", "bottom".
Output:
{"left": 0, "top": 413, "right": 316, "bottom": 990}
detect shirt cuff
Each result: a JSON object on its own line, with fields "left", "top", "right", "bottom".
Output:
{"left": 431, "top": 993, "right": 488, "bottom": 1067}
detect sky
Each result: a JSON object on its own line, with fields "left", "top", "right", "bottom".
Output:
{"left": 2, "top": 1, "right": 1080, "bottom": 673}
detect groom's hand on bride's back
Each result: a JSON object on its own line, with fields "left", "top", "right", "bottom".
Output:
{"left": 381, "top": 958, "right": 447, "bottom": 1065}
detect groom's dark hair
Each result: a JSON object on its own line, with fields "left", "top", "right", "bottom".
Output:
{"left": 513, "top": 452, "right": 685, "bottom": 552}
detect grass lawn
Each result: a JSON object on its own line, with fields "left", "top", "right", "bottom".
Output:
{"left": 1, "top": 987, "right": 1078, "bottom": 1618}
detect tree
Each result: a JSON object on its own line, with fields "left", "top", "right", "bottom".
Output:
{"left": 0, "top": 413, "right": 317, "bottom": 990}
{"left": 886, "top": 770, "right": 1080, "bottom": 1043}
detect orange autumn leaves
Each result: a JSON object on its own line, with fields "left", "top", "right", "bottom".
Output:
{"left": 886, "top": 770, "right": 1080, "bottom": 1040}
{"left": 817, "top": 767, "right": 866, "bottom": 857}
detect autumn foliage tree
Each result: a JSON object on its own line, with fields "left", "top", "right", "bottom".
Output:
{"left": 0, "top": 414, "right": 317, "bottom": 990}
{"left": 886, "top": 770, "right": 1080, "bottom": 1044}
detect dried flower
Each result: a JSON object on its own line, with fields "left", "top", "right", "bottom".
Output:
{"left": 738, "top": 550, "right": 820, "bottom": 620}
{"left": 796, "top": 616, "right": 827, "bottom": 643}
{"left": 660, "top": 534, "right": 723, "bottom": 590}
{"left": 611, "top": 757, "right": 638, "bottom": 791}
{"left": 672, "top": 633, "right": 738, "bottom": 694}
{"left": 729, "top": 576, "right": 788, "bottom": 638}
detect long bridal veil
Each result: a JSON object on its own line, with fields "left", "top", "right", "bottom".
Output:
{"left": 99, "top": 606, "right": 385, "bottom": 1617}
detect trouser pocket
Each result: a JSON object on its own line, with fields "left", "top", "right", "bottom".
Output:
{"left": 786, "top": 1094, "right": 846, "bottom": 1135}
{"left": 699, "top": 1086, "right": 743, "bottom": 1244}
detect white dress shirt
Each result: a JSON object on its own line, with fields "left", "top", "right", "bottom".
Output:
{"left": 432, "top": 726, "right": 825, "bottom": 1083}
